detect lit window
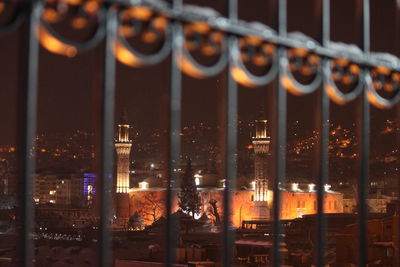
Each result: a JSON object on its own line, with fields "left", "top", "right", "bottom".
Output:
{"left": 139, "top": 181, "right": 149, "bottom": 190}
{"left": 308, "top": 183, "right": 315, "bottom": 192}
{"left": 194, "top": 174, "right": 202, "bottom": 186}
{"left": 292, "top": 183, "right": 299, "bottom": 191}
{"left": 251, "top": 181, "right": 256, "bottom": 190}
{"left": 324, "top": 184, "right": 331, "bottom": 192}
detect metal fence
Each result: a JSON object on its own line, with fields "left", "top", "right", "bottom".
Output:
{"left": 1, "top": 0, "right": 399, "bottom": 266}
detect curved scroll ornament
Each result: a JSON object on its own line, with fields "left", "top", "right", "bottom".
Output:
{"left": 366, "top": 67, "right": 400, "bottom": 109}
{"left": 280, "top": 48, "right": 322, "bottom": 95}
{"left": 230, "top": 36, "right": 278, "bottom": 88}
{"left": 115, "top": 6, "right": 171, "bottom": 67}
{"left": 175, "top": 22, "right": 227, "bottom": 78}
{"left": 325, "top": 58, "right": 364, "bottom": 105}
{"left": 39, "top": 0, "right": 106, "bottom": 57}
{"left": 0, "top": 0, "right": 26, "bottom": 36}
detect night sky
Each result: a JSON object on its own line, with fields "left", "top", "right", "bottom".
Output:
{"left": 0, "top": 0, "right": 398, "bottom": 145}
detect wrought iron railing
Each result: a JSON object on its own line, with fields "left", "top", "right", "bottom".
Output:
{"left": 1, "top": 0, "right": 399, "bottom": 266}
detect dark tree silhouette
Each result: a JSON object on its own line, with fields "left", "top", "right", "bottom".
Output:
{"left": 127, "top": 212, "right": 145, "bottom": 230}
{"left": 138, "top": 192, "right": 164, "bottom": 223}
{"left": 178, "top": 159, "right": 201, "bottom": 219}
{"left": 209, "top": 199, "right": 221, "bottom": 226}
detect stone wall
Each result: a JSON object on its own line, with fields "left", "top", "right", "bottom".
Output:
{"left": 127, "top": 188, "right": 344, "bottom": 227}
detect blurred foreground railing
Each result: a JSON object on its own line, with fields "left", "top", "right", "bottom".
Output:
{"left": 1, "top": 0, "right": 399, "bottom": 266}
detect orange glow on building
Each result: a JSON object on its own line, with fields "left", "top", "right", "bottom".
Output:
{"left": 118, "top": 118, "right": 344, "bottom": 227}
{"left": 127, "top": 187, "right": 344, "bottom": 227}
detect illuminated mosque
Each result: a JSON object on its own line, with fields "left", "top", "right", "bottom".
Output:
{"left": 114, "top": 114, "right": 343, "bottom": 227}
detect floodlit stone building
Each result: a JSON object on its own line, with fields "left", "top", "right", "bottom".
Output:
{"left": 114, "top": 118, "right": 344, "bottom": 227}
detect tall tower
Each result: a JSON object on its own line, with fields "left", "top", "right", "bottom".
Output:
{"left": 115, "top": 111, "right": 132, "bottom": 220}
{"left": 252, "top": 119, "right": 270, "bottom": 219}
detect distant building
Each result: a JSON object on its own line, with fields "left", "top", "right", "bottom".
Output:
{"left": 336, "top": 214, "right": 399, "bottom": 266}
{"left": 83, "top": 172, "right": 96, "bottom": 207}
{"left": 36, "top": 205, "right": 94, "bottom": 228}
{"left": 33, "top": 172, "right": 84, "bottom": 206}
{"left": 127, "top": 183, "right": 343, "bottom": 227}
{"left": 343, "top": 196, "right": 397, "bottom": 214}
{"left": 119, "top": 119, "right": 344, "bottom": 227}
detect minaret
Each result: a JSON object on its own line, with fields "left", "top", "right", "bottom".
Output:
{"left": 115, "top": 111, "right": 132, "bottom": 220}
{"left": 252, "top": 119, "right": 270, "bottom": 219}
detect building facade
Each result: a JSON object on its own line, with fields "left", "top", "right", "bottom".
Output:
{"left": 113, "top": 119, "right": 344, "bottom": 227}
{"left": 33, "top": 173, "right": 84, "bottom": 206}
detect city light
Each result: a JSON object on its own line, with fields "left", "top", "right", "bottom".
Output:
{"left": 292, "top": 183, "right": 300, "bottom": 192}
{"left": 251, "top": 181, "right": 256, "bottom": 190}
{"left": 324, "top": 184, "right": 332, "bottom": 192}
{"left": 308, "top": 184, "right": 316, "bottom": 192}
{"left": 139, "top": 181, "right": 149, "bottom": 190}
{"left": 194, "top": 173, "right": 202, "bottom": 186}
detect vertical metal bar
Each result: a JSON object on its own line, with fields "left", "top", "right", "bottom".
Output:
{"left": 358, "top": 0, "right": 370, "bottom": 266}
{"left": 223, "top": 55, "right": 237, "bottom": 267}
{"left": 321, "top": 0, "right": 330, "bottom": 47}
{"left": 357, "top": 76, "right": 370, "bottom": 267}
{"left": 278, "top": 0, "right": 287, "bottom": 36}
{"left": 16, "top": 1, "right": 40, "bottom": 266}
{"left": 316, "top": 1, "right": 330, "bottom": 266}
{"left": 317, "top": 68, "right": 329, "bottom": 267}
{"left": 396, "top": 5, "right": 400, "bottom": 267}
{"left": 361, "top": 0, "right": 370, "bottom": 52}
{"left": 166, "top": 0, "right": 183, "bottom": 265}
{"left": 227, "top": 0, "right": 238, "bottom": 21}
{"left": 223, "top": 0, "right": 238, "bottom": 266}
{"left": 272, "top": 0, "right": 287, "bottom": 266}
{"left": 99, "top": 5, "right": 117, "bottom": 267}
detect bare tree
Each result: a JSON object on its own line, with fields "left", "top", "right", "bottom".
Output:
{"left": 138, "top": 192, "right": 164, "bottom": 223}
{"left": 208, "top": 199, "right": 221, "bottom": 226}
